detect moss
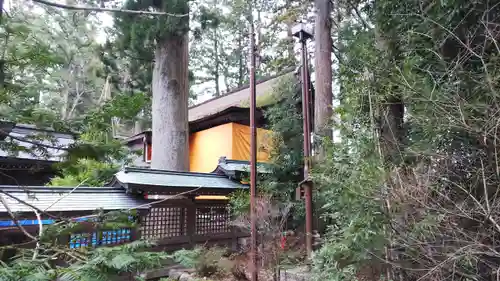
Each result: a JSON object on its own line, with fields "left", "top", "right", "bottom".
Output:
{"left": 239, "top": 73, "right": 296, "bottom": 108}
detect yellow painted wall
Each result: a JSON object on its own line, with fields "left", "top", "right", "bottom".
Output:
{"left": 189, "top": 123, "right": 234, "bottom": 173}
{"left": 231, "top": 123, "right": 271, "bottom": 163}
{"left": 185, "top": 122, "right": 272, "bottom": 173}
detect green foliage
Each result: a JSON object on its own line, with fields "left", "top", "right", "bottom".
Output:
{"left": 261, "top": 74, "right": 303, "bottom": 199}
{"left": 0, "top": 6, "right": 146, "bottom": 168}
{"left": 49, "top": 159, "right": 118, "bottom": 187}
{"left": 228, "top": 189, "right": 250, "bottom": 217}
{"left": 312, "top": 0, "right": 500, "bottom": 280}
{"left": 0, "top": 5, "right": 108, "bottom": 127}
{"left": 309, "top": 3, "right": 394, "bottom": 278}
{"left": 40, "top": 209, "right": 138, "bottom": 243}
{"left": 0, "top": 240, "right": 169, "bottom": 281}
{"left": 229, "top": 73, "right": 306, "bottom": 230}
{"left": 259, "top": 75, "right": 306, "bottom": 227}
{"left": 70, "top": 240, "right": 168, "bottom": 275}
{"left": 312, "top": 136, "right": 387, "bottom": 279}
{"left": 172, "top": 246, "right": 230, "bottom": 277}
{"left": 48, "top": 93, "right": 146, "bottom": 186}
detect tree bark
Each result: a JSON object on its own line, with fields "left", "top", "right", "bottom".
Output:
{"left": 313, "top": 0, "right": 333, "bottom": 159}
{"left": 380, "top": 96, "right": 404, "bottom": 163}
{"left": 285, "top": 0, "right": 295, "bottom": 64}
{"left": 237, "top": 28, "right": 244, "bottom": 87}
{"left": 151, "top": 34, "right": 189, "bottom": 171}
{"left": 214, "top": 29, "right": 220, "bottom": 96}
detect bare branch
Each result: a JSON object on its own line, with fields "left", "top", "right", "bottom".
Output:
{"left": 32, "top": 209, "right": 42, "bottom": 260}
{"left": 52, "top": 186, "right": 204, "bottom": 225}
{"left": 0, "top": 194, "right": 37, "bottom": 241}
{"left": 0, "top": 128, "right": 70, "bottom": 151}
{"left": 31, "top": 0, "right": 188, "bottom": 17}
{"left": 0, "top": 190, "right": 59, "bottom": 219}
{"left": 44, "top": 178, "right": 89, "bottom": 212}
{"left": 348, "top": 2, "right": 369, "bottom": 30}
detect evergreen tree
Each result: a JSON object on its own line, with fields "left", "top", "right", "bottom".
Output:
{"left": 112, "top": 0, "right": 190, "bottom": 170}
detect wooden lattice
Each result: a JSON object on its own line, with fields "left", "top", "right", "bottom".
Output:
{"left": 195, "top": 205, "right": 230, "bottom": 234}
{"left": 141, "top": 207, "right": 186, "bottom": 239}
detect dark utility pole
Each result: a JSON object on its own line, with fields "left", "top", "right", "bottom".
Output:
{"left": 292, "top": 23, "right": 314, "bottom": 259}
{"left": 249, "top": 4, "right": 258, "bottom": 281}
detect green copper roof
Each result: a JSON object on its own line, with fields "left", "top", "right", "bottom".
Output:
{"left": 114, "top": 167, "right": 246, "bottom": 189}
{"left": 213, "top": 157, "right": 272, "bottom": 174}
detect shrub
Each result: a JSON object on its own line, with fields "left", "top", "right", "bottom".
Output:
{"left": 172, "top": 246, "right": 231, "bottom": 277}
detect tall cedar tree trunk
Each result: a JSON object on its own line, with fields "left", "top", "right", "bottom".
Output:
{"left": 237, "top": 29, "right": 244, "bottom": 87}
{"left": 214, "top": 29, "right": 220, "bottom": 96}
{"left": 314, "top": 0, "right": 333, "bottom": 159}
{"left": 0, "top": 0, "right": 5, "bottom": 91}
{"left": 285, "top": 0, "right": 296, "bottom": 64}
{"left": 151, "top": 34, "right": 189, "bottom": 171}
{"left": 380, "top": 98, "right": 404, "bottom": 163}
{"left": 374, "top": 23, "right": 405, "bottom": 280}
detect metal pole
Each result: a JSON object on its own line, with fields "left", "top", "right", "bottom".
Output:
{"left": 249, "top": 7, "right": 258, "bottom": 281}
{"left": 299, "top": 33, "right": 314, "bottom": 258}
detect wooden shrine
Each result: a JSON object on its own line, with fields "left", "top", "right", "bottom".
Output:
{"left": 0, "top": 122, "right": 75, "bottom": 185}
{"left": 0, "top": 165, "right": 251, "bottom": 259}
{"left": 111, "top": 167, "right": 249, "bottom": 251}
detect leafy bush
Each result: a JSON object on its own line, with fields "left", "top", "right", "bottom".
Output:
{"left": 228, "top": 189, "right": 250, "bottom": 217}
{"left": 48, "top": 158, "right": 119, "bottom": 187}
{"left": 0, "top": 240, "right": 170, "bottom": 281}
{"left": 172, "top": 246, "right": 231, "bottom": 277}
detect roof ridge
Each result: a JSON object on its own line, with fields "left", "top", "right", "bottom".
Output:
{"left": 122, "top": 167, "right": 228, "bottom": 178}
{"left": 0, "top": 186, "right": 124, "bottom": 192}
{"left": 221, "top": 158, "right": 272, "bottom": 166}
{"left": 188, "top": 67, "right": 296, "bottom": 110}
{"left": 13, "top": 124, "right": 77, "bottom": 137}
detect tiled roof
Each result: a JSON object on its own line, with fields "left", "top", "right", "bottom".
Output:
{"left": 214, "top": 157, "right": 271, "bottom": 174}
{"left": 114, "top": 167, "right": 246, "bottom": 190}
{"left": 0, "top": 124, "right": 75, "bottom": 162}
{"left": 0, "top": 186, "right": 149, "bottom": 213}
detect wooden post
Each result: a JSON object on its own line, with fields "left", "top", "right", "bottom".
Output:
{"left": 186, "top": 199, "right": 196, "bottom": 247}
{"left": 180, "top": 206, "right": 186, "bottom": 236}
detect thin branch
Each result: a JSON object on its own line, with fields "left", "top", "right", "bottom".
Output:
{"left": 44, "top": 178, "right": 89, "bottom": 212}
{"left": 348, "top": 2, "right": 369, "bottom": 30}
{"left": 0, "top": 194, "right": 37, "bottom": 240}
{"left": 445, "top": 178, "right": 500, "bottom": 234}
{"left": 32, "top": 209, "right": 42, "bottom": 260}
{"left": 127, "top": 186, "right": 203, "bottom": 210}
{"left": 31, "top": 0, "right": 188, "bottom": 17}
{"left": 0, "top": 128, "right": 69, "bottom": 151}
{"left": 52, "top": 186, "right": 204, "bottom": 225}
{"left": 331, "top": 43, "right": 342, "bottom": 63}
{"left": 0, "top": 190, "right": 59, "bottom": 219}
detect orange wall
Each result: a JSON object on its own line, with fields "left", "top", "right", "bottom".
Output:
{"left": 189, "top": 123, "right": 234, "bottom": 173}
{"left": 231, "top": 123, "right": 271, "bottom": 163}
{"left": 186, "top": 122, "right": 272, "bottom": 173}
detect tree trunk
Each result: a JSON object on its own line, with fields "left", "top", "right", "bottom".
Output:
{"left": 313, "top": 0, "right": 333, "bottom": 159}
{"left": 61, "top": 82, "right": 70, "bottom": 120}
{"left": 380, "top": 96, "right": 404, "bottom": 164}
{"left": 214, "top": 29, "right": 220, "bottom": 96}
{"left": 238, "top": 28, "right": 244, "bottom": 87}
{"left": 151, "top": 34, "right": 189, "bottom": 171}
{"left": 286, "top": 23, "right": 294, "bottom": 62}
{"left": 285, "top": 0, "right": 295, "bottom": 66}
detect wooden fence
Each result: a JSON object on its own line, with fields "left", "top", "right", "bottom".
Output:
{"left": 140, "top": 199, "right": 247, "bottom": 251}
